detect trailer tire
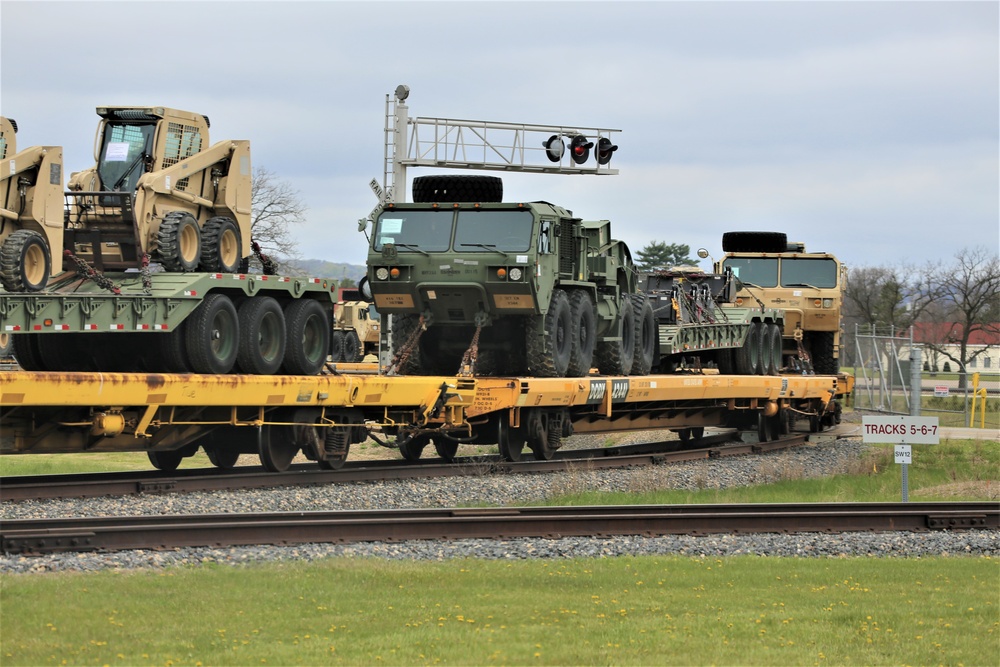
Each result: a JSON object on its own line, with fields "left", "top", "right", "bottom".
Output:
{"left": 0, "top": 229, "right": 50, "bottom": 292}
{"left": 185, "top": 293, "right": 240, "bottom": 374}
{"left": 734, "top": 322, "right": 759, "bottom": 375}
{"left": 12, "top": 333, "right": 46, "bottom": 371}
{"left": 757, "top": 322, "right": 777, "bottom": 376}
{"left": 342, "top": 330, "right": 362, "bottom": 363}
{"left": 631, "top": 293, "right": 656, "bottom": 376}
{"left": 595, "top": 298, "right": 635, "bottom": 376}
{"left": 566, "top": 290, "right": 597, "bottom": 377}
{"left": 157, "top": 211, "right": 202, "bottom": 272}
{"left": 200, "top": 216, "right": 243, "bottom": 274}
{"left": 412, "top": 175, "right": 503, "bottom": 203}
{"left": 330, "top": 330, "right": 345, "bottom": 362}
{"left": 158, "top": 324, "right": 191, "bottom": 373}
{"left": 282, "top": 299, "right": 330, "bottom": 375}
{"left": 527, "top": 289, "right": 572, "bottom": 378}
{"left": 721, "top": 231, "right": 788, "bottom": 253}
{"left": 237, "top": 296, "right": 286, "bottom": 375}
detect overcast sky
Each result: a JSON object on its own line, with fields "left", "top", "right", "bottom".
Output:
{"left": 2, "top": 1, "right": 997, "bottom": 270}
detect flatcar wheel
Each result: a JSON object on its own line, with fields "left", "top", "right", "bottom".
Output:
{"left": 399, "top": 434, "right": 429, "bottom": 461}
{"left": 206, "top": 446, "right": 240, "bottom": 469}
{"left": 497, "top": 415, "right": 526, "bottom": 462}
{"left": 258, "top": 424, "right": 299, "bottom": 472}
{"left": 147, "top": 450, "right": 184, "bottom": 471}
{"left": 434, "top": 439, "right": 459, "bottom": 462}
{"left": 809, "top": 413, "right": 822, "bottom": 433}
{"left": 757, "top": 411, "right": 774, "bottom": 443}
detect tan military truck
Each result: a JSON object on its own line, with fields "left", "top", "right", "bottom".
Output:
{"left": 716, "top": 231, "right": 845, "bottom": 374}
{"left": 65, "top": 106, "right": 252, "bottom": 274}
{"left": 0, "top": 116, "right": 65, "bottom": 292}
{"left": 331, "top": 300, "right": 380, "bottom": 362}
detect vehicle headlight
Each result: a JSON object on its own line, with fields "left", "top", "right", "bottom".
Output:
{"left": 509, "top": 267, "right": 522, "bottom": 281}
{"left": 375, "top": 267, "right": 389, "bottom": 281}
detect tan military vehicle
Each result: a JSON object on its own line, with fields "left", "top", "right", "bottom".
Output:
{"left": 716, "top": 231, "right": 845, "bottom": 374}
{"left": 65, "top": 106, "right": 252, "bottom": 274}
{"left": 0, "top": 116, "right": 65, "bottom": 292}
{"left": 331, "top": 300, "right": 380, "bottom": 362}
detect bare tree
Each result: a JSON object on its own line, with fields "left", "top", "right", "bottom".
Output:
{"left": 248, "top": 167, "right": 306, "bottom": 272}
{"left": 843, "top": 263, "right": 935, "bottom": 333}
{"left": 920, "top": 246, "right": 1000, "bottom": 384}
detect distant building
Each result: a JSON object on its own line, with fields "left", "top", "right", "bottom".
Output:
{"left": 911, "top": 322, "right": 1000, "bottom": 372}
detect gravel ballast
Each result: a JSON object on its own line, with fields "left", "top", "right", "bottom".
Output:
{"left": 3, "top": 438, "right": 997, "bottom": 573}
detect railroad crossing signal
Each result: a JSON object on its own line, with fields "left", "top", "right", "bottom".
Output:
{"left": 569, "top": 135, "right": 594, "bottom": 164}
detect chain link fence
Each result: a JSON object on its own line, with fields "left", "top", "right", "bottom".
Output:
{"left": 842, "top": 324, "right": 999, "bottom": 429}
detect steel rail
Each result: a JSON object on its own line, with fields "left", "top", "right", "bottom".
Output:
{"left": 0, "top": 432, "right": 818, "bottom": 502}
{"left": 2, "top": 502, "right": 994, "bottom": 555}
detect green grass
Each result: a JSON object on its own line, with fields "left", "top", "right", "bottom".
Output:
{"left": 2, "top": 556, "right": 997, "bottom": 666}
{"left": 541, "top": 439, "right": 999, "bottom": 506}
{"left": 0, "top": 451, "right": 215, "bottom": 476}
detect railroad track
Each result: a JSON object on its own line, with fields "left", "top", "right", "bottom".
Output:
{"left": 1, "top": 430, "right": 834, "bottom": 502}
{"left": 2, "top": 502, "right": 994, "bottom": 555}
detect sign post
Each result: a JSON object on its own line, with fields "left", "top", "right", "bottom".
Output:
{"left": 862, "top": 416, "right": 940, "bottom": 502}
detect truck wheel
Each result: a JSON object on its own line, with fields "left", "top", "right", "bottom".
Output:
{"left": 757, "top": 323, "right": 776, "bottom": 376}
{"left": 721, "top": 231, "right": 788, "bottom": 253}
{"left": 595, "top": 297, "right": 635, "bottom": 376}
{"left": 282, "top": 299, "right": 330, "bottom": 375}
{"left": 185, "top": 293, "right": 240, "bottom": 374}
{"left": 809, "top": 331, "right": 839, "bottom": 375}
{"left": 11, "top": 334, "right": 46, "bottom": 371}
{"left": 526, "top": 289, "right": 572, "bottom": 377}
{"left": 258, "top": 424, "right": 299, "bottom": 472}
{"left": 237, "top": 297, "right": 286, "bottom": 375}
{"left": 343, "top": 330, "right": 362, "bottom": 363}
{"left": 157, "top": 211, "right": 202, "bottom": 272}
{"left": 200, "top": 216, "right": 243, "bottom": 274}
{"left": 157, "top": 323, "right": 191, "bottom": 373}
{"left": 734, "top": 322, "right": 760, "bottom": 375}
{"left": 147, "top": 450, "right": 184, "bottom": 471}
{"left": 0, "top": 333, "right": 13, "bottom": 360}
{"left": 566, "top": 290, "right": 596, "bottom": 377}
{"left": 630, "top": 293, "right": 656, "bottom": 376}
{"left": 330, "top": 330, "right": 345, "bottom": 362}
{"left": 768, "top": 323, "right": 783, "bottom": 374}
{"left": 0, "top": 229, "right": 50, "bottom": 292}
{"left": 716, "top": 348, "right": 735, "bottom": 375}
{"left": 411, "top": 175, "right": 503, "bottom": 203}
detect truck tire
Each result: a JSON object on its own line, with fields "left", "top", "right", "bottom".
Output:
{"left": 0, "top": 229, "right": 50, "bottom": 292}
{"left": 157, "top": 211, "right": 202, "bottom": 272}
{"left": 185, "top": 293, "right": 240, "bottom": 374}
{"left": 808, "top": 331, "right": 839, "bottom": 375}
{"left": 200, "top": 216, "right": 243, "bottom": 274}
{"left": 631, "top": 293, "right": 656, "bottom": 376}
{"left": 767, "top": 322, "right": 783, "bottom": 374}
{"left": 12, "top": 333, "right": 46, "bottom": 371}
{"left": 157, "top": 323, "right": 191, "bottom": 373}
{"left": 721, "top": 231, "right": 788, "bottom": 254}
{"left": 412, "top": 175, "right": 503, "bottom": 203}
{"left": 237, "top": 296, "right": 286, "bottom": 375}
{"left": 566, "top": 290, "right": 597, "bottom": 377}
{"left": 757, "top": 322, "right": 776, "bottom": 376}
{"left": 0, "top": 333, "right": 12, "bottom": 360}
{"left": 282, "top": 299, "right": 330, "bottom": 375}
{"left": 330, "top": 330, "right": 345, "bottom": 362}
{"left": 595, "top": 298, "right": 635, "bottom": 376}
{"left": 342, "top": 330, "right": 362, "bottom": 363}
{"left": 734, "top": 322, "right": 760, "bottom": 375}
{"left": 526, "top": 289, "right": 572, "bottom": 378}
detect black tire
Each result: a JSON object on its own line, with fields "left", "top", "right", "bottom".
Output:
{"left": 184, "top": 293, "right": 240, "bottom": 374}
{"left": 734, "top": 322, "right": 759, "bottom": 375}
{"left": 282, "top": 299, "right": 330, "bottom": 375}
{"left": 237, "top": 297, "right": 286, "bottom": 375}
{"left": 716, "top": 348, "right": 734, "bottom": 375}
{"left": 526, "top": 289, "right": 572, "bottom": 378}
{"left": 157, "top": 211, "right": 202, "bottom": 272}
{"left": 199, "top": 216, "right": 243, "bottom": 274}
{"left": 595, "top": 298, "right": 635, "bottom": 376}
{"left": 411, "top": 175, "right": 503, "bottom": 203}
{"left": 768, "top": 323, "right": 784, "bottom": 374}
{"left": 390, "top": 314, "right": 425, "bottom": 375}
{"left": 630, "top": 293, "right": 656, "bottom": 376}
{"left": 0, "top": 333, "right": 12, "bottom": 359}
{"left": 757, "top": 322, "right": 776, "bottom": 376}
{"left": 36, "top": 334, "right": 97, "bottom": 372}
{"left": 147, "top": 450, "right": 184, "bottom": 471}
{"left": 157, "top": 323, "right": 191, "bottom": 373}
{"left": 342, "top": 330, "right": 362, "bottom": 363}
{"left": 12, "top": 334, "right": 46, "bottom": 370}
{"left": 330, "top": 330, "right": 345, "bottom": 362}
{"left": 566, "top": 290, "right": 597, "bottom": 377}
{"left": 0, "top": 229, "right": 50, "bottom": 292}
{"left": 809, "top": 331, "right": 839, "bottom": 375}
{"left": 721, "top": 231, "right": 788, "bottom": 253}
{"left": 258, "top": 424, "right": 299, "bottom": 472}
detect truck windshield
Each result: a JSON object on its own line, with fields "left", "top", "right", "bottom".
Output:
{"left": 454, "top": 210, "right": 533, "bottom": 252}
{"left": 97, "top": 122, "right": 155, "bottom": 193}
{"left": 374, "top": 209, "right": 453, "bottom": 252}
{"left": 723, "top": 258, "right": 778, "bottom": 287}
{"left": 779, "top": 258, "right": 839, "bottom": 288}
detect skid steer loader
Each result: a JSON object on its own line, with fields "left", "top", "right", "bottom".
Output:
{"left": 0, "top": 116, "right": 64, "bottom": 292}
{"left": 65, "top": 106, "right": 252, "bottom": 275}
